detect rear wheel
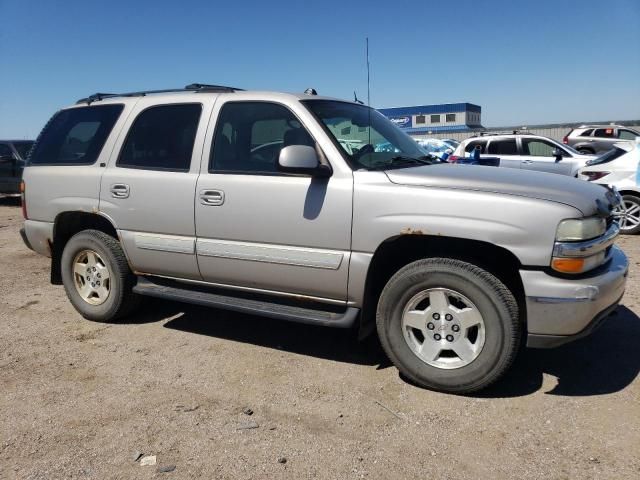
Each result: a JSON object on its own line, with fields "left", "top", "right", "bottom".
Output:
{"left": 376, "top": 258, "right": 521, "bottom": 393}
{"left": 61, "top": 230, "right": 140, "bottom": 322}
{"left": 614, "top": 195, "right": 640, "bottom": 234}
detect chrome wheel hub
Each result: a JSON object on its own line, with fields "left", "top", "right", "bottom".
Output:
{"left": 72, "top": 249, "right": 111, "bottom": 305}
{"left": 401, "top": 288, "right": 486, "bottom": 369}
{"left": 614, "top": 200, "right": 640, "bottom": 231}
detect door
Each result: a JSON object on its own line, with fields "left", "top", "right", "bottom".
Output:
{"left": 520, "top": 138, "right": 573, "bottom": 175}
{"left": 99, "top": 98, "right": 213, "bottom": 280}
{"left": 0, "top": 143, "right": 17, "bottom": 192}
{"left": 195, "top": 100, "right": 353, "bottom": 302}
{"left": 486, "top": 138, "right": 521, "bottom": 169}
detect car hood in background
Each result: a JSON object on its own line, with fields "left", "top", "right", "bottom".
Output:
{"left": 385, "top": 164, "right": 615, "bottom": 216}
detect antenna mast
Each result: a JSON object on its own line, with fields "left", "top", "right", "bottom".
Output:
{"left": 366, "top": 37, "right": 371, "bottom": 106}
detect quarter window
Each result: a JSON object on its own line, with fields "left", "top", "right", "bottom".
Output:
{"left": 487, "top": 139, "right": 518, "bottom": 155}
{"left": 29, "top": 105, "right": 123, "bottom": 165}
{"left": 118, "top": 104, "right": 201, "bottom": 171}
{"left": 464, "top": 140, "right": 487, "bottom": 154}
{"left": 579, "top": 129, "right": 593, "bottom": 137}
{"left": 210, "top": 102, "right": 315, "bottom": 174}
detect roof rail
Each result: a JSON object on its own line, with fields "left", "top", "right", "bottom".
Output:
{"left": 478, "top": 129, "right": 531, "bottom": 137}
{"left": 76, "top": 83, "right": 243, "bottom": 104}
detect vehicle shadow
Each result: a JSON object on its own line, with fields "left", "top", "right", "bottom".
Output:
{"left": 477, "top": 305, "right": 640, "bottom": 398}
{"left": 129, "top": 298, "right": 639, "bottom": 396}
{"left": 0, "top": 195, "right": 21, "bottom": 206}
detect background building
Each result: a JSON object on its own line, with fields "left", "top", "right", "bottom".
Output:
{"left": 378, "top": 103, "right": 483, "bottom": 138}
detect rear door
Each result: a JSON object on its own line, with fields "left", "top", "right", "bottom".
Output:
{"left": 486, "top": 138, "right": 520, "bottom": 168}
{"left": 99, "top": 96, "right": 215, "bottom": 280}
{"left": 520, "top": 138, "right": 572, "bottom": 175}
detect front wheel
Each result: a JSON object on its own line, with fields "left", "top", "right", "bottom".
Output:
{"left": 376, "top": 258, "right": 521, "bottom": 393}
{"left": 61, "top": 230, "right": 141, "bottom": 322}
{"left": 614, "top": 195, "right": 640, "bottom": 234}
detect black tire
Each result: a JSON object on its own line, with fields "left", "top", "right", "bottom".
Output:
{"left": 376, "top": 258, "right": 521, "bottom": 393}
{"left": 618, "top": 195, "right": 640, "bottom": 235}
{"left": 61, "top": 229, "right": 141, "bottom": 322}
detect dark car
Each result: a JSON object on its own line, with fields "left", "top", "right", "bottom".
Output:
{"left": 0, "top": 140, "right": 34, "bottom": 194}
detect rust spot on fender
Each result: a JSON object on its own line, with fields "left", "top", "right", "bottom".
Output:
{"left": 400, "top": 227, "right": 425, "bottom": 235}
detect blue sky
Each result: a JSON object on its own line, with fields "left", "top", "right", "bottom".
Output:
{"left": 1, "top": 0, "right": 639, "bottom": 138}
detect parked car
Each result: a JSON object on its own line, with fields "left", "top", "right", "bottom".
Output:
{"left": 579, "top": 140, "right": 640, "bottom": 234}
{"left": 564, "top": 125, "right": 640, "bottom": 154}
{"left": 0, "top": 140, "right": 34, "bottom": 194}
{"left": 441, "top": 138, "right": 460, "bottom": 149}
{"left": 21, "top": 84, "right": 627, "bottom": 393}
{"left": 415, "top": 138, "right": 455, "bottom": 161}
{"left": 450, "top": 133, "right": 596, "bottom": 176}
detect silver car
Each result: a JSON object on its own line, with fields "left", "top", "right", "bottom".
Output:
{"left": 565, "top": 125, "right": 640, "bottom": 154}
{"left": 451, "top": 133, "right": 595, "bottom": 176}
{"left": 20, "top": 84, "right": 628, "bottom": 394}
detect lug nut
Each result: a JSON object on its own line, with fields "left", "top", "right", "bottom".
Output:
{"left": 427, "top": 322, "right": 435, "bottom": 330}
{"left": 432, "top": 313, "right": 440, "bottom": 320}
{"left": 452, "top": 325, "right": 460, "bottom": 332}
{"left": 445, "top": 314, "right": 453, "bottom": 321}
{"left": 434, "top": 334, "right": 441, "bottom": 341}
{"left": 93, "top": 267, "right": 97, "bottom": 272}
{"left": 446, "top": 335, "right": 454, "bottom": 342}
{"left": 97, "top": 273, "right": 101, "bottom": 278}
{"left": 96, "top": 281, "right": 100, "bottom": 286}
{"left": 91, "top": 283, "right": 95, "bottom": 288}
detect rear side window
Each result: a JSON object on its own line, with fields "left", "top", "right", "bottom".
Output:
{"left": 579, "top": 129, "right": 593, "bottom": 137}
{"left": 464, "top": 140, "right": 486, "bottom": 154}
{"left": 593, "top": 128, "right": 615, "bottom": 138}
{"left": 487, "top": 139, "right": 517, "bottom": 155}
{"left": 29, "top": 105, "right": 123, "bottom": 165}
{"left": 618, "top": 129, "right": 638, "bottom": 140}
{"left": 118, "top": 104, "right": 201, "bottom": 172}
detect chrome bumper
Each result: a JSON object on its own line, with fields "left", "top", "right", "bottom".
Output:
{"left": 522, "top": 245, "right": 628, "bottom": 348}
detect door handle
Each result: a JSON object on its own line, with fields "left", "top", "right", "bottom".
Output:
{"left": 199, "top": 189, "right": 225, "bottom": 206}
{"left": 110, "top": 183, "right": 130, "bottom": 199}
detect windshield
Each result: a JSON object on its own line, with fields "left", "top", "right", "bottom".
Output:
{"left": 13, "top": 141, "right": 34, "bottom": 160}
{"left": 302, "top": 100, "right": 427, "bottom": 170}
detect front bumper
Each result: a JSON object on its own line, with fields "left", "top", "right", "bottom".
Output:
{"left": 522, "top": 245, "right": 628, "bottom": 348}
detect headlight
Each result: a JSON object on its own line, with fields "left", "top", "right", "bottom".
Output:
{"left": 556, "top": 217, "right": 606, "bottom": 241}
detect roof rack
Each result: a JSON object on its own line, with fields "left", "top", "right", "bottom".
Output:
{"left": 76, "top": 83, "right": 243, "bottom": 104}
{"left": 478, "top": 129, "right": 531, "bottom": 137}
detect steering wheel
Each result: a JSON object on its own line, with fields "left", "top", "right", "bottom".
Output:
{"left": 352, "top": 143, "right": 375, "bottom": 160}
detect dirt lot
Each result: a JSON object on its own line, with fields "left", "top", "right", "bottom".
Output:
{"left": 0, "top": 197, "right": 638, "bottom": 480}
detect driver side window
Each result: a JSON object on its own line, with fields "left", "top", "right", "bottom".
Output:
{"left": 522, "top": 139, "right": 556, "bottom": 157}
{"left": 210, "top": 102, "right": 314, "bottom": 174}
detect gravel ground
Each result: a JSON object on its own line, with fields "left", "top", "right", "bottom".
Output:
{"left": 1, "top": 197, "right": 639, "bottom": 480}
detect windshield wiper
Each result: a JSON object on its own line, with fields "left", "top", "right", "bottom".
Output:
{"left": 368, "top": 155, "right": 438, "bottom": 171}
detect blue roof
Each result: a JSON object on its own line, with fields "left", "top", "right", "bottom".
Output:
{"left": 378, "top": 103, "right": 481, "bottom": 116}
{"left": 401, "top": 125, "right": 479, "bottom": 134}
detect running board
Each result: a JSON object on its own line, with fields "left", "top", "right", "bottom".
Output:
{"left": 132, "top": 277, "right": 359, "bottom": 328}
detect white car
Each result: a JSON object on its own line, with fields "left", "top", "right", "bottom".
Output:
{"left": 415, "top": 138, "right": 454, "bottom": 161}
{"left": 579, "top": 140, "right": 640, "bottom": 234}
{"left": 451, "top": 133, "right": 597, "bottom": 176}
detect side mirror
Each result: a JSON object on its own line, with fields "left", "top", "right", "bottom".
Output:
{"left": 552, "top": 148, "right": 564, "bottom": 162}
{"left": 278, "top": 145, "right": 331, "bottom": 177}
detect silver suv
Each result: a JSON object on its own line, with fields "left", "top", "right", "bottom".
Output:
{"left": 20, "top": 84, "right": 628, "bottom": 393}
{"left": 451, "top": 133, "right": 595, "bottom": 176}
{"left": 564, "top": 125, "right": 640, "bottom": 154}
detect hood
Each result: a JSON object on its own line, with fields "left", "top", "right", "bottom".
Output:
{"left": 385, "top": 164, "right": 618, "bottom": 216}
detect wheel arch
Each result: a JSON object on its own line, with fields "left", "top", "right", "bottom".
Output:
{"left": 358, "top": 234, "right": 526, "bottom": 340}
{"left": 50, "top": 211, "right": 120, "bottom": 284}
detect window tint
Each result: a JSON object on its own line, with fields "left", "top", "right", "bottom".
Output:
{"left": 579, "top": 129, "right": 593, "bottom": 137}
{"left": 593, "top": 128, "right": 615, "bottom": 138}
{"left": 416, "top": 115, "right": 426, "bottom": 124}
{"left": 430, "top": 114, "right": 440, "bottom": 123}
{"left": 487, "top": 139, "right": 518, "bottom": 155}
{"left": 464, "top": 140, "right": 486, "bottom": 154}
{"left": 445, "top": 113, "right": 456, "bottom": 122}
{"left": 13, "top": 141, "right": 34, "bottom": 160}
{"left": 211, "top": 102, "right": 314, "bottom": 174}
{"left": 618, "top": 129, "right": 638, "bottom": 140}
{"left": 522, "top": 139, "right": 557, "bottom": 156}
{"left": 118, "top": 104, "right": 201, "bottom": 171}
{"left": 29, "top": 105, "right": 123, "bottom": 165}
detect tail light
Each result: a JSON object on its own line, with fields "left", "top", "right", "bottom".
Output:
{"left": 562, "top": 136, "right": 569, "bottom": 144}
{"left": 448, "top": 155, "right": 460, "bottom": 163}
{"left": 20, "top": 181, "right": 28, "bottom": 219}
{"left": 583, "top": 171, "right": 610, "bottom": 181}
